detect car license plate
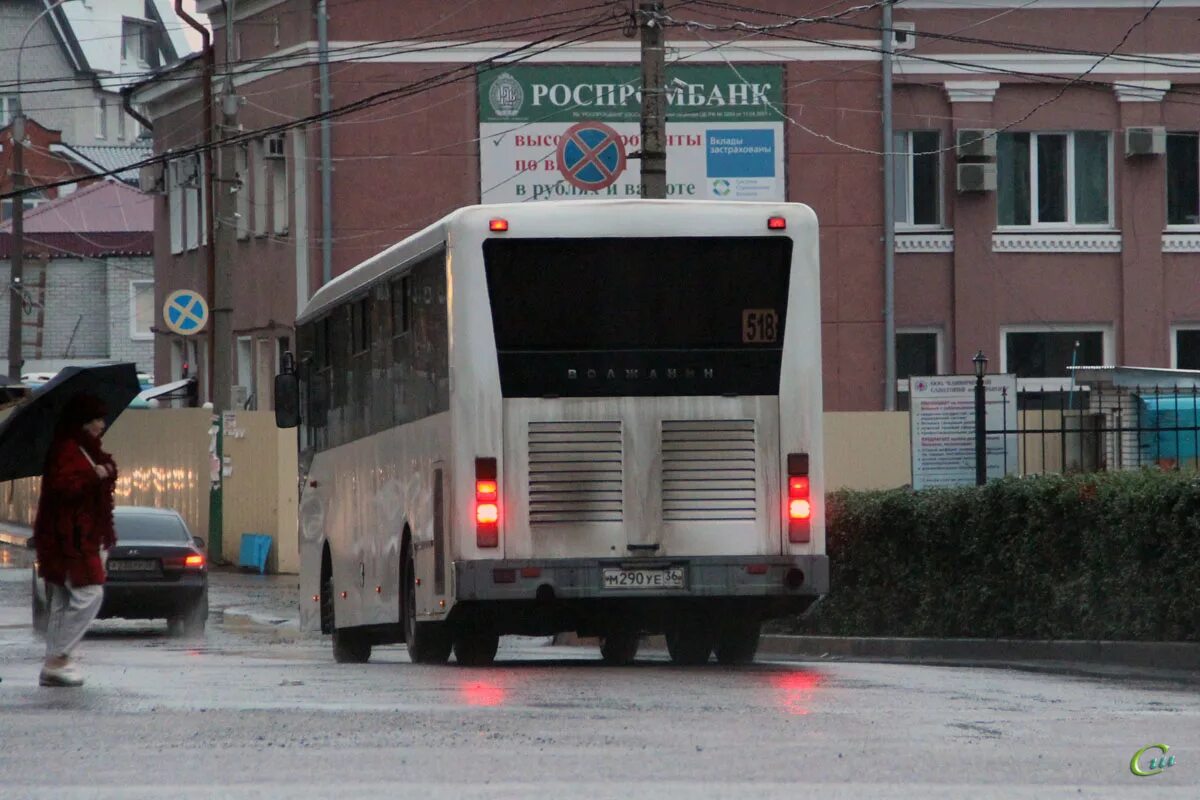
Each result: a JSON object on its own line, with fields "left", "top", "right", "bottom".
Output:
{"left": 602, "top": 567, "right": 685, "bottom": 590}
{"left": 108, "top": 559, "right": 157, "bottom": 572}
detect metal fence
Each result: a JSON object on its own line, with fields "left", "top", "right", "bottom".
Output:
{"left": 985, "top": 384, "right": 1200, "bottom": 476}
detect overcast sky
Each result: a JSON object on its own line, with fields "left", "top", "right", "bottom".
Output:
{"left": 180, "top": 0, "right": 209, "bottom": 51}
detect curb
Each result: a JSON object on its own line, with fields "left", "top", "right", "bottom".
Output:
{"left": 554, "top": 633, "right": 1200, "bottom": 672}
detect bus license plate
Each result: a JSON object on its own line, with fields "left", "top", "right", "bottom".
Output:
{"left": 602, "top": 567, "right": 685, "bottom": 590}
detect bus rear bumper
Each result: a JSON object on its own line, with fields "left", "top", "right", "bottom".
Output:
{"left": 454, "top": 555, "right": 828, "bottom": 603}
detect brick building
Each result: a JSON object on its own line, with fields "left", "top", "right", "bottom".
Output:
{"left": 0, "top": 180, "right": 155, "bottom": 377}
{"left": 131, "top": 0, "right": 1200, "bottom": 411}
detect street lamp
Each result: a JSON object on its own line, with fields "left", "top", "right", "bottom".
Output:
{"left": 973, "top": 350, "right": 988, "bottom": 486}
{"left": 7, "top": 0, "right": 78, "bottom": 383}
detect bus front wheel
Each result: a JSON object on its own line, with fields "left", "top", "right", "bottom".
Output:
{"left": 326, "top": 573, "right": 371, "bottom": 663}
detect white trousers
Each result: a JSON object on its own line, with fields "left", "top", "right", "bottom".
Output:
{"left": 44, "top": 579, "right": 103, "bottom": 661}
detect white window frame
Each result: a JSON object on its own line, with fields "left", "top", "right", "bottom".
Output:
{"left": 121, "top": 19, "right": 149, "bottom": 66}
{"left": 169, "top": 160, "right": 183, "bottom": 254}
{"left": 272, "top": 150, "right": 288, "bottom": 235}
{"left": 1165, "top": 132, "right": 1200, "bottom": 229}
{"left": 997, "top": 131, "right": 1114, "bottom": 230}
{"left": 1170, "top": 324, "right": 1200, "bottom": 368}
{"left": 894, "top": 130, "right": 944, "bottom": 229}
{"left": 129, "top": 280, "right": 155, "bottom": 340}
{"left": 95, "top": 97, "right": 108, "bottom": 139}
{"left": 117, "top": 108, "right": 126, "bottom": 141}
{"left": 999, "top": 323, "right": 1115, "bottom": 389}
{"left": 0, "top": 95, "right": 18, "bottom": 127}
{"left": 894, "top": 326, "right": 945, "bottom": 394}
{"left": 253, "top": 139, "right": 268, "bottom": 236}
{"left": 235, "top": 143, "right": 250, "bottom": 240}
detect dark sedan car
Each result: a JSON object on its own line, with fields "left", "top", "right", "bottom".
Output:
{"left": 33, "top": 506, "right": 209, "bottom": 637}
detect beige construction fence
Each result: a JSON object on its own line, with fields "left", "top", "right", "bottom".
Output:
{"left": 1, "top": 409, "right": 299, "bottom": 574}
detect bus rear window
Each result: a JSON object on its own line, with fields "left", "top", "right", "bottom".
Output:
{"left": 483, "top": 237, "right": 792, "bottom": 397}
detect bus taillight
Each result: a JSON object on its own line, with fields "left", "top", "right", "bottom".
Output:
{"left": 489, "top": 218, "right": 509, "bottom": 232}
{"left": 787, "top": 453, "right": 810, "bottom": 543}
{"left": 476, "top": 457, "right": 499, "bottom": 548}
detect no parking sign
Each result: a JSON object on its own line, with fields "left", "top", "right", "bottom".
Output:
{"left": 556, "top": 121, "right": 626, "bottom": 192}
{"left": 163, "top": 289, "right": 209, "bottom": 336}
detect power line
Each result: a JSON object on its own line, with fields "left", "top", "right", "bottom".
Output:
{"left": 3, "top": 15, "right": 628, "bottom": 201}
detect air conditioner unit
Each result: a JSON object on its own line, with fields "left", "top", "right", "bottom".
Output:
{"left": 138, "top": 161, "right": 165, "bottom": 194}
{"left": 956, "top": 129, "right": 997, "bottom": 159}
{"left": 957, "top": 162, "right": 997, "bottom": 193}
{"left": 892, "top": 22, "right": 916, "bottom": 51}
{"left": 264, "top": 135, "right": 286, "bottom": 160}
{"left": 1125, "top": 126, "right": 1166, "bottom": 157}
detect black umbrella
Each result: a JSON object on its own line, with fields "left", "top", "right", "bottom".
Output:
{"left": 0, "top": 362, "right": 142, "bottom": 482}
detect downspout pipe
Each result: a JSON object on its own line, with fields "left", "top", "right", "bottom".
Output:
{"left": 882, "top": 0, "right": 897, "bottom": 411}
{"left": 175, "top": 0, "right": 216, "bottom": 402}
{"left": 318, "top": 0, "right": 333, "bottom": 286}
{"left": 121, "top": 86, "right": 153, "bottom": 133}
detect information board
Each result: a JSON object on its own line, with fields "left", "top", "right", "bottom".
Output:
{"left": 909, "top": 374, "right": 1019, "bottom": 489}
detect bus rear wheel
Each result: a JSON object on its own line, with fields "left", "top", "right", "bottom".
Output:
{"left": 714, "top": 621, "right": 761, "bottom": 666}
{"left": 666, "top": 618, "right": 714, "bottom": 665}
{"left": 599, "top": 630, "right": 640, "bottom": 665}
{"left": 454, "top": 631, "right": 499, "bottom": 667}
{"left": 403, "top": 548, "right": 451, "bottom": 664}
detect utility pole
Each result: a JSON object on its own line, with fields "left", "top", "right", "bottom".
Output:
{"left": 213, "top": 36, "right": 239, "bottom": 414}
{"left": 6, "top": 116, "right": 26, "bottom": 385}
{"left": 639, "top": 1, "right": 667, "bottom": 199}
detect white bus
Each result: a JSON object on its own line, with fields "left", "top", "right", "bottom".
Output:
{"left": 275, "top": 200, "right": 827, "bottom": 666}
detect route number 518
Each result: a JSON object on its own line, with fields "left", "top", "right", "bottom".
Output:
{"left": 742, "top": 309, "right": 779, "bottom": 344}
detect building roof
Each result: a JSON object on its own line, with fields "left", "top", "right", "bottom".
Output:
{"left": 51, "top": 143, "right": 153, "bottom": 185}
{"left": 0, "top": 181, "right": 153, "bottom": 258}
{"left": 46, "top": 0, "right": 194, "bottom": 92}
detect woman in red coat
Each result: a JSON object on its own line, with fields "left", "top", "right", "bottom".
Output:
{"left": 33, "top": 394, "right": 118, "bottom": 687}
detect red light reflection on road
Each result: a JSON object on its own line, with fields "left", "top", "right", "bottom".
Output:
{"left": 771, "top": 670, "right": 822, "bottom": 716}
{"left": 460, "top": 680, "right": 507, "bottom": 707}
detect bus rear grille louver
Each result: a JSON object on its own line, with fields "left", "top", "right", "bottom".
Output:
{"left": 662, "top": 420, "right": 757, "bottom": 521}
{"left": 528, "top": 421, "right": 623, "bottom": 524}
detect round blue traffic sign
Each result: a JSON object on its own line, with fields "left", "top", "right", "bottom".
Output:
{"left": 163, "top": 289, "right": 209, "bottom": 336}
{"left": 557, "top": 121, "right": 626, "bottom": 191}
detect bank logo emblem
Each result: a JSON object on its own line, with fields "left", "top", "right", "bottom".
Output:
{"left": 489, "top": 73, "right": 524, "bottom": 117}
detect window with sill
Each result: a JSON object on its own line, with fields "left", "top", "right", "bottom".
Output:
{"left": 1175, "top": 329, "right": 1200, "bottom": 370}
{"left": 893, "top": 131, "right": 941, "bottom": 227}
{"left": 1167, "top": 132, "right": 1200, "bottom": 226}
{"left": 1005, "top": 330, "right": 1104, "bottom": 378}
{"left": 130, "top": 281, "right": 154, "bottom": 339}
{"left": 896, "top": 331, "right": 940, "bottom": 379}
{"left": 0, "top": 95, "right": 19, "bottom": 127}
{"left": 997, "top": 132, "right": 1110, "bottom": 227}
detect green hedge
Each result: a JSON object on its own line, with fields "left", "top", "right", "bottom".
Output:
{"left": 787, "top": 471, "right": 1200, "bottom": 641}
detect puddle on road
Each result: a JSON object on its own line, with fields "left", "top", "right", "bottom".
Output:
{"left": 0, "top": 545, "right": 33, "bottom": 570}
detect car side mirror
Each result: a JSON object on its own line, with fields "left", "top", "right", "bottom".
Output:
{"left": 275, "top": 372, "right": 300, "bottom": 429}
{"left": 193, "top": 536, "right": 206, "bottom": 550}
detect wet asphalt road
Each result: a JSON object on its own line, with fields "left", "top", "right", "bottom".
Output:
{"left": 1, "top": 548, "right": 1198, "bottom": 799}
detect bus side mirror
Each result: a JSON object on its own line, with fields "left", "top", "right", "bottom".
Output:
{"left": 274, "top": 372, "right": 300, "bottom": 429}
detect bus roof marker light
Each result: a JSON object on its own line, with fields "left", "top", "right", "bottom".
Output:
{"left": 489, "top": 218, "right": 509, "bottom": 232}
{"left": 768, "top": 216, "right": 787, "bottom": 230}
